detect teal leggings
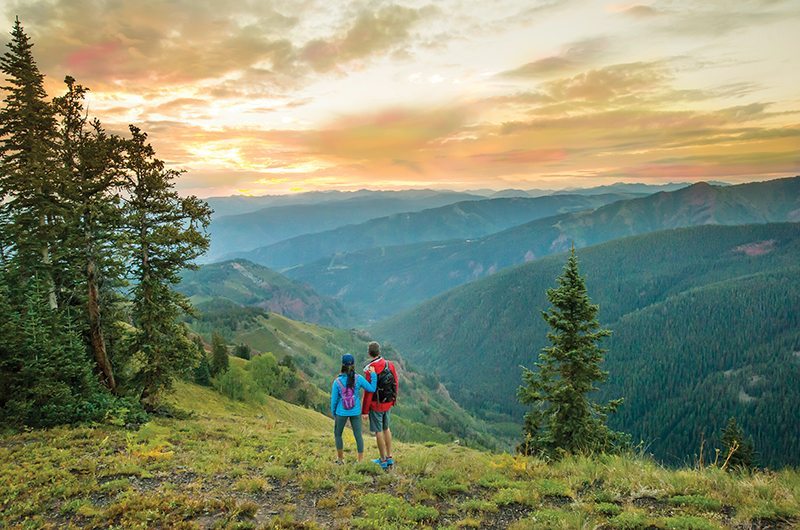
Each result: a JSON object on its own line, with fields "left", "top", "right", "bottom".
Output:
{"left": 334, "top": 415, "right": 364, "bottom": 453}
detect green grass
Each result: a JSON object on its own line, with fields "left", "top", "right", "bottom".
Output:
{"left": 0, "top": 380, "right": 798, "bottom": 529}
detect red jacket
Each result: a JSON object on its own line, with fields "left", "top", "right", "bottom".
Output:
{"left": 361, "top": 356, "right": 398, "bottom": 414}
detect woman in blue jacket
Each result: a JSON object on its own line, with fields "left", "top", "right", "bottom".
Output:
{"left": 331, "top": 353, "right": 376, "bottom": 464}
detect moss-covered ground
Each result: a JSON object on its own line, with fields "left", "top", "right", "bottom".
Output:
{"left": 1, "top": 381, "right": 797, "bottom": 529}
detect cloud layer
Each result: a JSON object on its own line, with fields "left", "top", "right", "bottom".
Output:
{"left": 3, "top": 0, "right": 799, "bottom": 195}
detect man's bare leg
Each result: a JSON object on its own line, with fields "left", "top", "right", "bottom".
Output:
{"left": 375, "top": 431, "right": 388, "bottom": 460}
{"left": 384, "top": 428, "right": 393, "bottom": 460}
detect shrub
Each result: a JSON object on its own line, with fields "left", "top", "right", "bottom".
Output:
{"left": 248, "top": 353, "right": 289, "bottom": 397}
{"left": 214, "top": 365, "right": 256, "bottom": 402}
{"left": 233, "top": 343, "right": 251, "bottom": 360}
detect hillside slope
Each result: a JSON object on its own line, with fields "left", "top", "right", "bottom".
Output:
{"left": 178, "top": 259, "right": 351, "bottom": 328}
{"left": 290, "top": 176, "right": 800, "bottom": 322}
{"left": 232, "top": 193, "right": 636, "bottom": 270}
{"left": 2, "top": 381, "right": 798, "bottom": 529}
{"left": 373, "top": 222, "right": 800, "bottom": 467}
{"left": 185, "top": 306, "right": 500, "bottom": 448}
{"left": 205, "top": 191, "right": 482, "bottom": 261}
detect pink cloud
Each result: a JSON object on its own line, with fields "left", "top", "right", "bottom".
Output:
{"left": 66, "top": 41, "right": 121, "bottom": 72}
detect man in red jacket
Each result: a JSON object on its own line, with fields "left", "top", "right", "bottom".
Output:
{"left": 361, "top": 341, "right": 398, "bottom": 470}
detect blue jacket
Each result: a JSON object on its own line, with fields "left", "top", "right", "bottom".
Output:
{"left": 331, "top": 373, "right": 376, "bottom": 417}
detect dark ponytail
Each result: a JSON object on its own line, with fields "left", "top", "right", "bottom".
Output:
{"left": 341, "top": 364, "right": 355, "bottom": 388}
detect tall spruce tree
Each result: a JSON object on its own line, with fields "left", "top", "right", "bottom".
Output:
{"left": 518, "top": 247, "right": 625, "bottom": 456}
{"left": 210, "top": 332, "right": 229, "bottom": 376}
{"left": 53, "top": 76, "right": 126, "bottom": 391}
{"left": 192, "top": 336, "right": 212, "bottom": 387}
{"left": 0, "top": 17, "right": 60, "bottom": 309}
{"left": 123, "top": 125, "right": 211, "bottom": 407}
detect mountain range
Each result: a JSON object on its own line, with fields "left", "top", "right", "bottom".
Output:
{"left": 287, "top": 177, "right": 800, "bottom": 322}
{"left": 229, "top": 193, "right": 638, "bottom": 270}
{"left": 204, "top": 189, "right": 485, "bottom": 218}
{"left": 204, "top": 182, "right": 706, "bottom": 219}
{"left": 204, "top": 191, "right": 483, "bottom": 261}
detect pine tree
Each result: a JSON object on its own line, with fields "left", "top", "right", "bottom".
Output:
{"left": 52, "top": 76, "right": 127, "bottom": 391}
{"left": 0, "top": 17, "right": 60, "bottom": 309}
{"left": 192, "top": 337, "right": 212, "bottom": 387}
{"left": 0, "top": 273, "right": 22, "bottom": 413}
{"left": 123, "top": 125, "right": 211, "bottom": 407}
{"left": 721, "top": 417, "right": 756, "bottom": 470}
{"left": 518, "top": 247, "right": 625, "bottom": 456}
{"left": 210, "top": 332, "right": 229, "bottom": 376}
{"left": 0, "top": 275, "right": 104, "bottom": 426}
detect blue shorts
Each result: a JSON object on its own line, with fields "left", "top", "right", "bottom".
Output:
{"left": 368, "top": 409, "right": 391, "bottom": 433}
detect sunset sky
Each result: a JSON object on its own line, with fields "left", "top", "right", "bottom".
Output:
{"left": 2, "top": 0, "right": 799, "bottom": 196}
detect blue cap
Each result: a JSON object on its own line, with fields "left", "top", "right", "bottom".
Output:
{"left": 341, "top": 354, "right": 355, "bottom": 366}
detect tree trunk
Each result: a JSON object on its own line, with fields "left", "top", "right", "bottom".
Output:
{"left": 87, "top": 256, "right": 116, "bottom": 391}
{"left": 39, "top": 208, "right": 58, "bottom": 310}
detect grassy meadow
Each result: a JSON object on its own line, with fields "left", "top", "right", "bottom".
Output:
{"left": 1, "top": 381, "right": 798, "bottom": 529}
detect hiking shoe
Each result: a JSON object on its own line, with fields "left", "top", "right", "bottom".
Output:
{"left": 386, "top": 457, "right": 394, "bottom": 467}
{"left": 334, "top": 459, "right": 344, "bottom": 465}
{"left": 372, "top": 458, "right": 390, "bottom": 470}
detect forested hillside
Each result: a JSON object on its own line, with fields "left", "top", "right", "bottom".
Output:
{"left": 373, "top": 223, "right": 800, "bottom": 467}
{"left": 184, "top": 305, "right": 499, "bottom": 449}
{"left": 177, "top": 259, "right": 351, "bottom": 328}
{"left": 232, "top": 193, "right": 635, "bottom": 270}
{"left": 205, "top": 191, "right": 482, "bottom": 261}
{"left": 290, "top": 178, "right": 800, "bottom": 322}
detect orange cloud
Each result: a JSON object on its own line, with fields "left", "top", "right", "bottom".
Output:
{"left": 307, "top": 106, "right": 470, "bottom": 161}
{"left": 5, "top": 1, "right": 797, "bottom": 195}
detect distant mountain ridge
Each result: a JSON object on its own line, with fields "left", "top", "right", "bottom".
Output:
{"left": 229, "top": 193, "right": 638, "bottom": 270}
{"left": 205, "top": 189, "right": 484, "bottom": 218}
{"left": 372, "top": 222, "right": 800, "bottom": 467}
{"left": 177, "top": 259, "right": 351, "bottom": 328}
{"left": 204, "top": 191, "right": 483, "bottom": 261}
{"left": 205, "top": 181, "right": 710, "bottom": 218}
{"left": 287, "top": 176, "right": 800, "bottom": 321}
{"left": 555, "top": 181, "right": 727, "bottom": 195}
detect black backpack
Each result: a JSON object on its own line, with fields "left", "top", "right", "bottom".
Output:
{"left": 374, "top": 362, "right": 396, "bottom": 404}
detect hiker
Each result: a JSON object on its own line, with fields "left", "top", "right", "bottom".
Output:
{"left": 331, "top": 353, "right": 376, "bottom": 464}
{"left": 361, "top": 341, "right": 398, "bottom": 470}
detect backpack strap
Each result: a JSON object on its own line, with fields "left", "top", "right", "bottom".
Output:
{"left": 335, "top": 377, "right": 345, "bottom": 391}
